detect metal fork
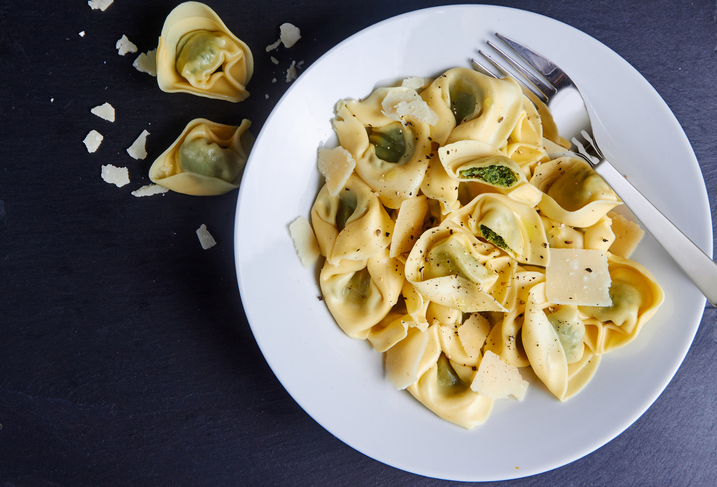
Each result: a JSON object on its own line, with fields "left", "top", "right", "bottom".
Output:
{"left": 472, "top": 33, "right": 717, "bottom": 307}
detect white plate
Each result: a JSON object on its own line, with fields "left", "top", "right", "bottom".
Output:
{"left": 234, "top": 5, "right": 711, "bottom": 481}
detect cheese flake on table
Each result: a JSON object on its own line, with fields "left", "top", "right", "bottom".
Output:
{"left": 116, "top": 35, "right": 138, "bottom": 56}
{"left": 133, "top": 49, "right": 157, "bottom": 77}
{"left": 101, "top": 165, "right": 130, "bottom": 187}
{"left": 131, "top": 184, "right": 169, "bottom": 197}
{"left": 90, "top": 102, "right": 115, "bottom": 122}
{"left": 289, "top": 216, "right": 320, "bottom": 268}
{"left": 88, "top": 0, "right": 113, "bottom": 11}
{"left": 126, "top": 130, "right": 150, "bottom": 160}
{"left": 471, "top": 350, "right": 529, "bottom": 401}
{"left": 196, "top": 224, "right": 217, "bottom": 250}
{"left": 285, "top": 60, "right": 298, "bottom": 82}
{"left": 279, "top": 23, "right": 301, "bottom": 48}
{"left": 546, "top": 248, "right": 611, "bottom": 306}
{"left": 317, "top": 147, "right": 355, "bottom": 196}
{"left": 83, "top": 130, "right": 103, "bottom": 153}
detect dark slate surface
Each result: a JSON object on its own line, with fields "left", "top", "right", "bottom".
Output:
{"left": 1, "top": 0, "right": 716, "bottom": 485}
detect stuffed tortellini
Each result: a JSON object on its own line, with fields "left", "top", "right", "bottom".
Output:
{"left": 157, "top": 2, "right": 254, "bottom": 102}
{"left": 532, "top": 156, "right": 621, "bottom": 227}
{"left": 446, "top": 193, "right": 549, "bottom": 266}
{"left": 311, "top": 174, "right": 394, "bottom": 265}
{"left": 332, "top": 87, "right": 433, "bottom": 209}
{"left": 421, "top": 67, "right": 523, "bottom": 147}
{"left": 319, "top": 248, "right": 404, "bottom": 340}
{"left": 149, "top": 118, "right": 252, "bottom": 195}
{"left": 579, "top": 252, "right": 664, "bottom": 355}
{"left": 404, "top": 224, "right": 510, "bottom": 313}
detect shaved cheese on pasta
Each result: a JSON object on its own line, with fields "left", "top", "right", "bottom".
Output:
{"left": 471, "top": 350, "right": 528, "bottom": 401}
{"left": 289, "top": 216, "right": 320, "bottom": 268}
{"left": 546, "top": 248, "right": 611, "bottom": 306}
{"left": 317, "top": 147, "right": 355, "bottom": 196}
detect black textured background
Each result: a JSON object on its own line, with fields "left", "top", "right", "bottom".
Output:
{"left": 1, "top": 1, "right": 716, "bottom": 486}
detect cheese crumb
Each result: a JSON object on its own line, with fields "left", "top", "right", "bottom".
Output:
{"left": 196, "top": 224, "right": 217, "bottom": 250}
{"left": 133, "top": 49, "right": 157, "bottom": 77}
{"left": 90, "top": 102, "right": 115, "bottom": 122}
{"left": 116, "top": 35, "right": 138, "bottom": 56}
{"left": 101, "top": 165, "right": 130, "bottom": 187}
{"left": 285, "top": 60, "right": 298, "bottom": 83}
{"left": 289, "top": 216, "right": 321, "bottom": 268}
{"left": 382, "top": 89, "right": 438, "bottom": 126}
{"left": 126, "top": 130, "right": 150, "bottom": 160}
{"left": 317, "top": 147, "right": 355, "bottom": 196}
{"left": 266, "top": 23, "right": 301, "bottom": 51}
{"left": 270, "top": 56, "right": 279, "bottom": 65}
{"left": 79, "top": 31, "right": 86, "bottom": 37}
{"left": 131, "top": 184, "right": 169, "bottom": 197}
{"left": 88, "top": 0, "right": 113, "bottom": 11}
{"left": 83, "top": 130, "right": 103, "bottom": 153}
{"left": 279, "top": 23, "right": 301, "bottom": 48}
{"left": 471, "top": 350, "right": 528, "bottom": 401}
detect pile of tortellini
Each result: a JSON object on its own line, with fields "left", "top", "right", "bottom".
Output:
{"left": 303, "top": 67, "right": 664, "bottom": 429}
{"left": 149, "top": 2, "right": 255, "bottom": 196}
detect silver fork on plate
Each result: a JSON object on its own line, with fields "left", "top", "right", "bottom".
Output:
{"left": 472, "top": 33, "right": 717, "bottom": 307}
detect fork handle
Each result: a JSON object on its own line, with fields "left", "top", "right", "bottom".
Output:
{"left": 594, "top": 158, "right": 717, "bottom": 306}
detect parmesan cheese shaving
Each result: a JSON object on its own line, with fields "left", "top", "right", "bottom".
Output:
{"left": 83, "top": 130, "right": 103, "bottom": 153}
{"left": 317, "top": 147, "right": 355, "bottom": 196}
{"left": 101, "top": 165, "right": 130, "bottom": 187}
{"left": 546, "top": 248, "right": 611, "bottom": 306}
{"left": 90, "top": 102, "right": 115, "bottom": 122}
{"left": 196, "top": 224, "right": 217, "bottom": 250}
{"left": 88, "top": 0, "right": 113, "bottom": 11}
{"left": 133, "top": 49, "right": 157, "bottom": 77}
{"left": 285, "top": 60, "right": 298, "bottom": 83}
{"left": 131, "top": 184, "right": 169, "bottom": 197}
{"left": 608, "top": 212, "right": 645, "bottom": 259}
{"left": 471, "top": 350, "right": 528, "bottom": 401}
{"left": 116, "top": 35, "right": 138, "bottom": 56}
{"left": 381, "top": 89, "right": 438, "bottom": 126}
{"left": 126, "top": 130, "right": 150, "bottom": 160}
{"left": 289, "top": 216, "right": 321, "bottom": 268}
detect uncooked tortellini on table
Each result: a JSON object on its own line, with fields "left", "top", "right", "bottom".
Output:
{"left": 289, "top": 68, "right": 664, "bottom": 429}
{"left": 149, "top": 118, "right": 253, "bottom": 195}
{"left": 157, "top": 2, "right": 254, "bottom": 102}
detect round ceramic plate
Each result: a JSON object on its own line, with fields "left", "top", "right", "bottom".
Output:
{"left": 234, "top": 5, "right": 711, "bottom": 481}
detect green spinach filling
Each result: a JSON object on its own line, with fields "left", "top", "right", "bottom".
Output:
{"left": 480, "top": 224, "right": 511, "bottom": 252}
{"left": 459, "top": 165, "right": 518, "bottom": 187}
{"left": 368, "top": 124, "right": 406, "bottom": 163}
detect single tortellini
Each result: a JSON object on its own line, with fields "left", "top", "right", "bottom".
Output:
{"left": 319, "top": 248, "right": 404, "bottom": 340}
{"left": 311, "top": 174, "right": 394, "bottom": 265}
{"left": 157, "top": 2, "right": 254, "bottom": 102}
{"left": 404, "top": 224, "right": 509, "bottom": 313}
{"left": 522, "top": 282, "right": 589, "bottom": 401}
{"left": 579, "top": 252, "right": 664, "bottom": 355}
{"left": 532, "top": 156, "right": 621, "bottom": 227}
{"left": 446, "top": 193, "right": 549, "bottom": 266}
{"left": 438, "top": 139, "right": 526, "bottom": 189}
{"left": 421, "top": 67, "right": 523, "bottom": 147}
{"left": 332, "top": 87, "right": 433, "bottom": 209}
{"left": 149, "top": 118, "right": 252, "bottom": 195}
{"left": 403, "top": 326, "right": 493, "bottom": 430}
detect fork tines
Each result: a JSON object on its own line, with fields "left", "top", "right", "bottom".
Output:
{"left": 472, "top": 33, "right": 573, "bottom": 102}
